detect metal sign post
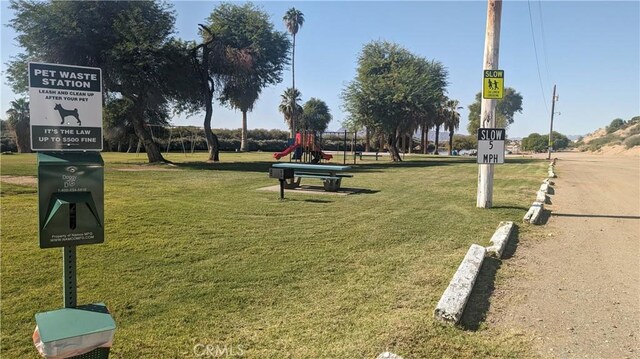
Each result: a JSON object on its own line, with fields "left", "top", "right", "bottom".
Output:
{"left": 30, "top": 62, "right": 105, "bottom": 308}
{"left": 30, "top": 62, "right": 114, "bottom": 359}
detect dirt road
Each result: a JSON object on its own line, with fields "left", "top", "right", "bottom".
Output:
{"left": 491, "top": 152, "right": 640, "bottom": 358}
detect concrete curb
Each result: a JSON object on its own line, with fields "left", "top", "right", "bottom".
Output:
{"left": 486, "top": 221, "right": 514, "bottom": 258}
{"left": 434, "top": 244, "right": 486, "bottom": 325}
{"left": 523, "top": 201, "right": 544, "bottom": 224}
{"left": 548, "top": 159, "right": 557, "bottom": 178}
{"left": 536, "top": 190, "right": 547, "bottom": 203}
{"left": 376, "top": 352, "right": 403, "bottom": 359}
{"left": 540, "top": 183, "right": 549, "bottom": 193}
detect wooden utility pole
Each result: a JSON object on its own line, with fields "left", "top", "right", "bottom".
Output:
{"left": 477, "top": 0, "right": 503, "bottom": 208}
{"left": 547, "top": 85, "right": 557, "bottom": 160}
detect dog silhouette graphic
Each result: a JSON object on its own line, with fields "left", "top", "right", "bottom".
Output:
{"left": 54, "top": 104, "right": 81, "bottom": 126}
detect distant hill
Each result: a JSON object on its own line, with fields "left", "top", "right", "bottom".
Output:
{"left": 575, "top": 117, "right": 640, "bottom": 156}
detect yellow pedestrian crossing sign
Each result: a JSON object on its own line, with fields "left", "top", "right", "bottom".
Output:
{"left": 483, "top": 69, "right": 504, "bottom": 99}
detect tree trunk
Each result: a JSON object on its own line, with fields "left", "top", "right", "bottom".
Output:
{"left": 408, "top": 134, "right": 412, "bottom": 154}
{"left": 291, "top": 34, "right": 297, "bottom": 137}
{"left": 434, "top": 124, "right": 441, "bottom": 155}
{"left": 387, "top": 132, "right": 402, "bottom": 162}
{"left": 240, "top": 110, "right": 248, "bottom": 151}
{"left": 198, "top": 31, "right": 220, "bottom": 162}
{"left": 14, "top": 120, "right": 31, "bottom": 153}
{"left": 127, "top": 136, "right": 136, "bottom": 153}
{"left": 130, "top": 101, "right": 166, "bottom": 163}
{"left": 365, "top": 127, "right": 371, "bottom": 152}
{"left": 425, "top": 126, "right": 430, "bottom": 154}
{"left": 203, "top": 104, "right": 220, "bottom": 162}
{"left": 421, "top": 126, "right": 426, "bottom": 154}
{"left": 449, "top": 129, "right": 454, "bottom": 155}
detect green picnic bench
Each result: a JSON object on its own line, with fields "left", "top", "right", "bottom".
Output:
{"left": 271, "top": 163, "right": 352, "bottom": 192}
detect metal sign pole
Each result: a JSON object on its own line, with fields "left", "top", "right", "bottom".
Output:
{"left": 63, "top": 246, "right": 77, "bottom": 308}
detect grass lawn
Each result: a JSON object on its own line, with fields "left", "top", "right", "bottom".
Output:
{"left": 1, "top": 152, "right": 544, "bottom": 358}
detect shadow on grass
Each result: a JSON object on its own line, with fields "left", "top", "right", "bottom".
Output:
{"left": 171, "top": 156, "right": 489, "bottom": 174}
{"left": 459, "top": 257, "right": 501, "bottom": 331}
{"left": 301, "top": 199, "right": 333, "bottom": 204}
{"left": 353, "top": 159, "right": 468, "bottom": 173}
{"left": 504, "top": 158, "right": 546, "bottom": 164}
{"left": 176, "top": 161, "right": 274, "bottom": 173}
{"left": 491, "top": 205, "right": 529, "bottom": 211}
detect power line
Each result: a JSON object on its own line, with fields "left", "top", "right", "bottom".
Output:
{"left": 537, "top": 0, "right": 552, "bottom": 85}
{"left": 527, "top": 0, "right": 550, "bottom": 116}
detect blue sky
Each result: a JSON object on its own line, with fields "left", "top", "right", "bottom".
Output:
{"left": 1, "top": 1, "right": 639, "bottom": 138}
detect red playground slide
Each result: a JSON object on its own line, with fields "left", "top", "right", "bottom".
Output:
{"left": 273, "top": 143, "right": 299, "bottom": 160}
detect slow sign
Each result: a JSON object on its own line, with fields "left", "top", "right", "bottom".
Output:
{"left": 483, "top": 69, "right": 504, "bottom": 99}
{"left": 477, "top": 128, "right": 505, "bottom": 164}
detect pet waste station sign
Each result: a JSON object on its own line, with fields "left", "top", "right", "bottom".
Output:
{"left": 477, "top": 128, "right": 505, "bottom": 164}
{"left": 29, "top": 62, "right": 102, "bottom": 151}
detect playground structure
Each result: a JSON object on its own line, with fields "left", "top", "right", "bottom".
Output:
{"left": 109, "top": 125, "right": 366, "bottom": 164}
{"left": 273, "top": 132, "right": 333, "bottom": 163}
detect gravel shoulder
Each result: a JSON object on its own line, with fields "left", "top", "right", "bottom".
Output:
{"left": 489, "top": 152, "right": 640, "bottom": 358}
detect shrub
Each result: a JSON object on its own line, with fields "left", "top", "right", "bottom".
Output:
{"left": 606, "top": 118, "right": 625, "bottom": 133}
{"left": 623, "top": 135, "right": 640, "bottom": 149}
{"left": 584, "top": 134, "right": 622, "bottom": 151}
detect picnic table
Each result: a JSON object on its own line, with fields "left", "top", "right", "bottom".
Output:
{"left": 271, "top": 163, "right": 352, "bottom": 192}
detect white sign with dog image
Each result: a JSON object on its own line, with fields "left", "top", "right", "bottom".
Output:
{"left": 29, "top": 62, "right": 102, "bottom": 151}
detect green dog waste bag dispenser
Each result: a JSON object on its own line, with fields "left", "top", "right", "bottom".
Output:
{"left": 38, "top": 152, "right": 104, "bottom": 248}
{"left": 35, "top": 152, "right": 115, "bottom": 358}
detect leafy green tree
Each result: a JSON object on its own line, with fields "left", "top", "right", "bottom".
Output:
{"left": 279, "top": 87, "right": 303, "bottom": 136}
{"left": 218, "top": 75, "right": 262, "bottom": 151}
{"left": 341, "top": 41, "right": 447, "bottom": 161}
{"left": 300, "top": 98, "right": 332, "bottom": 133}
{"left": 187, "top": 25, "right": 254, "bottom": 162}
{"left": 207, "top": 3, "right": 290, "bottom": 151}
{"left": 451, "top": 134, "right": 477, "bottom": 151}
{"left": 5, "top": 98, "right": 30, "bottom": 153}
{"left": 8, "top": 0, "right": 185, "bottom": 163}
{"left": 444, "top": 99, "right": 462, "bottom": 155}
{"left": 550, "top": 131, "right": 570, "bottom": 150}
{"left": 283, "top": 7, "right": 304, "bottom": 134}
{"left": 467, "top": 88, "right": 523, "bottom": 134}
{"left": 521, "top": 133, "right": 547, "bottom": 152}
{"left": 103, "top": 98, "right": 170, "bottom": 153}
{"left": 606, "top": 118, "right": 625, "bottom": 133}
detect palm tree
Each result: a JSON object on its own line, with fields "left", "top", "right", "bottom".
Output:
{"left": 433, "top": 101, "right": 448, "bottom": 155}
{"left": 444, "top": 99, "right": 462, "bottom": 155}
{"left": 219, "top": 74, "right": 262, "bottom": 152}
{"left": 5, "top": 98, "right": 31, "bottom": 153}
{"left": 283, "top": 7, "right": 304, "bottom": 134}
{"left": 278, "top": 87, "right": 303, "bottom": 137}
